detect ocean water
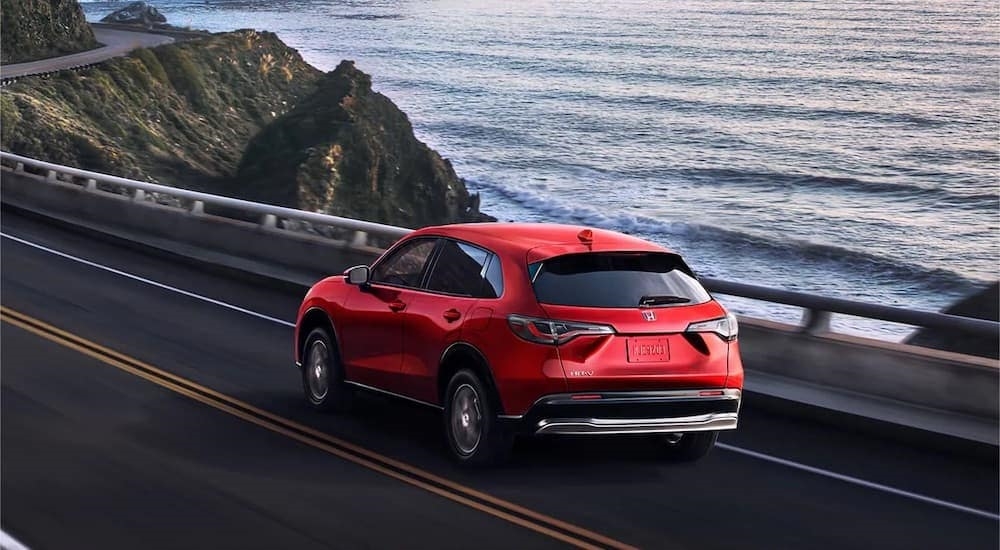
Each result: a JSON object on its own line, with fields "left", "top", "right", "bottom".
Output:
{"left": 81, "top": 0, "right": 999, "bottom": 339}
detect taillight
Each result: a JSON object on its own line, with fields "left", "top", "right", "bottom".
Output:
{"left": 686, "top": 311, "right": 739, "bottom": 341}
{"left": 507, "top": 314, "right": 615, "bottom": 345}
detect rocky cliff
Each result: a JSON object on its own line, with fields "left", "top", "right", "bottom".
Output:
{"left": 1, "top": 28, "right": 490, "bottom": 227}
{"left": 2, "top": 30, "right": 321, "bottom": 185}
{"left": 236, "top": 60, "right": 489, "bottom": 227}
{"left": 1, "top": 0, "right": 98, "bottom": 64}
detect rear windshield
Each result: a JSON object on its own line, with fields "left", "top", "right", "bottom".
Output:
{"left": 530, "top": 252, "right": 711, "bottom": 308}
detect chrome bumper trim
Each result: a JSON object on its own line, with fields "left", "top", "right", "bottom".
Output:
{"left": 500, "top": 388, "right": 742, "bottom": 420}
{"left": 534, "top": 412, "right": 739, "bottom": 435}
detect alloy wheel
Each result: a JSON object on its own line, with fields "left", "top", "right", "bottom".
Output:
{"left": 306, "top": 339, "right": 330, "bottom": 401}
{"left": 450, "top": 383, "right": 482, "bottom": 455}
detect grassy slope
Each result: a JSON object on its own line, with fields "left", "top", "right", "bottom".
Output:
{"left": 237, "top": 60, "right": 486, "bottom": 227}
{"left": 1, "top": 29, "right": 488, "bottom": 227}
{"left": 1, "top": 30, "right": 320, "bottom": 187}
{"left": 1, "top": 0, "right": 98, "bottom": 64}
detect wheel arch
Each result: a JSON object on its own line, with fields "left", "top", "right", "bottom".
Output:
{"left": 297, "top": 307, "right": 338, "bottom": 366}
{"left": 438, "top": 342, "right": 505, "bottom": 415}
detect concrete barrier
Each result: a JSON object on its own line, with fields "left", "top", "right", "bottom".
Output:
{"left": 1, "top": 169, "right": 380, "bottom": 283}
{"left": 2, "top": 166, "right": 997, "bottom": 446}
{"left": 740, "top": 318, "right": 998, "bottom": 422}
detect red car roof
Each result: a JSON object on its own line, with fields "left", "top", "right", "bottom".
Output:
{"left": 409, "top": 222, "right": 671, "bottom": 262}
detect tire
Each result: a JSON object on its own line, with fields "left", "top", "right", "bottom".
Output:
{"left": 301, "top": 327, "right": 353, "bottom": 413}
{"left": 443, "top": 369, "right": 512, "bottom": 466}
{"left": 657, "top": 431, "right": 719, "bottom": 462}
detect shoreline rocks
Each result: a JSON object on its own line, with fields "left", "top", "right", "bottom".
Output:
{"left": 100, "top": 2, "right": 168, "bottom": 28}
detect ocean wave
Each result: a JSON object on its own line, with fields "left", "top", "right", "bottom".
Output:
{"left": 464, "top": 156, "right": 999, "bottom": 211}
{"left": 332, "top": 14, "right": 402, "bottom": 21}
{"left": 467, "top": 176, "right": 986, "bottom": 293}
{"left": 386, "top": 67, "right": 958, "bottom": 131}
{"left": 383, "top": 39, "right": 917, "bottom": 87}
{"left": 598, "top": 94, "right": 954, "bottom": 128}
{"left": 669, "top": 167, "right": 1000, "bottom": 208}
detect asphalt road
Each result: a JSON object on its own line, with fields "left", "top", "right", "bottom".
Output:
{"left": 1, "top": 209, "right": 997, "bottom": 549}
{"left": 0, "top": 27, "right": 174, "bottom": 79}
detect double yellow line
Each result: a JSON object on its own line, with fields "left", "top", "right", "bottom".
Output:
{"left": 1, "top": 306, "right": 637, "bottom": 550}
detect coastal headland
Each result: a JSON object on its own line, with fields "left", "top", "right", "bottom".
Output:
{"left": 1, "top": 2, "right": 491, "bottom": 228}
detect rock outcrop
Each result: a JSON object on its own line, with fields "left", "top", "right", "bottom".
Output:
{"left": 1, "top": 27, "right": 492, "bottom": 228}
{"left": 1, "top": 0, "right": 98, "bottom": 64}
{"left": 905, "top": 282, "right": 999, "bottom": 359}
{"left": 1, "top": 30, "right": 321, "bottom": 185}
{"left": 236, "top": 60, "right": 492, "bottom": 227}
{"left": 100, "top": 2, "right": 167, "bottom": 27}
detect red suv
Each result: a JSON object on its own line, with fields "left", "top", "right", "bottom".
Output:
{"left": 294, "top": 223, "right": 743, "bottom": 465}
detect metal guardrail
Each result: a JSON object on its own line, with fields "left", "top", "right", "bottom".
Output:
{"left": 1, "top": 62, "right": 106, "bottom": 87}
{"left": 0, "top": 151, "right": 410, "bottom": 244}
{"left": 703, "top": 278, "right": 997, "bottom": 337}
{"left": 2, "top": 150, "right": 998, "bottom": 340}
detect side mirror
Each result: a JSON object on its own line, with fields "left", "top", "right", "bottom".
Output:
{"left": 345, "top": 265, "right": 371, "bottom": 286}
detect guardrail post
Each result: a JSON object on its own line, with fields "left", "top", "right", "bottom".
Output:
{"left": 46, "top": 170, "right": 57, "bottom": 183}
{"left": 85, "top": 179, "right": 97, "bottom": 191}
{"left": 14, "top": 162, "right": 24, "bottom": 174}
{"left": 802, "top": 309, "right": 832, "bottom": 335}
{"left": 191, "top": 200, "right": 204, "bottom": 215}
{"left": 262, "top": 214, "right": 278, "bottom": 228}
{"left": 134, "top": 189, "right": 146, "bottom": 202}
{"left": 351, "top": 231, "right": 369, "bottom": 247}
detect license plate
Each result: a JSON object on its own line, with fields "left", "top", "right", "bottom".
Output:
{"left": 627, "top": 338, "right": 670, "bottom": 363}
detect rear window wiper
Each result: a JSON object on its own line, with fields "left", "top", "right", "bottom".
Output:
{"left": 638, "top": 295, "right": 691, "bottom": 307}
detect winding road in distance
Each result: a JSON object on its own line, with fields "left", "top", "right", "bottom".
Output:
{"left": 0, "top": 26, "right": 174, "bottom": 80}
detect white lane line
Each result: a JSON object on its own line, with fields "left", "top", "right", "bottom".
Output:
{"left": 3, "top": 230, "right": 997, "bottom": 522}
{"left": 1, "top": 529, "right": 31, "bottom": 550}
{"left": 718, "top": 443, "right": 999, "bottom": 521}
{"left": 0, "top": 232, "right": 295, "bottom": 328}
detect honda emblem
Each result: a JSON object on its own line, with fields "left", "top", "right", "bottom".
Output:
{"left": 642, "top": 310, "right": 656, "bottom": 321}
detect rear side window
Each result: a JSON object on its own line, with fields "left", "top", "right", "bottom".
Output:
{"left": 426, "top": 240, "right": 503, "bottom": 298}
{"left": 531, "top": 253, "right": 710, "bottom": 308}
{"left": 482, "top": 255, "right": 504, "bottom": 298}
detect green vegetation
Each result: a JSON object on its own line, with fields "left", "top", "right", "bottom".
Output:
{"left": 1, "top": 31, "right": 320, "bottom": 186}
{"left": 238, "top": 60, "right": 489, "bottom": 227}
{"left": 1, "top": 30, "right": 490, "bottom": 226}
{"left": 1, "top": 0, "right": 98, "bottom": 64}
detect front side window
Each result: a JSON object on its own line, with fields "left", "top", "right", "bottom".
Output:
{"left": 531, "top": 252, "right": 710, "bottom": 308}
{"left": 426, "top": 240, "right": 501, "bottom": 298}
{"left": 371, "top": 238, "right": 437, "bottom": 288}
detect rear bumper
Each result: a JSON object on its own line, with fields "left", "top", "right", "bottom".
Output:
{"left": 535, "top": 412, "right": 739, "bottom": 435}
{"left": 503, "top": 388, "right": 742, "bottom": 436}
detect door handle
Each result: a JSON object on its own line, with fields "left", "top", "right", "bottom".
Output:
{"left": 442, "top": 309, "right": 461, "bottom": 322}
{"left": 388, "top": 300, "right": 406, "bottom": 312}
